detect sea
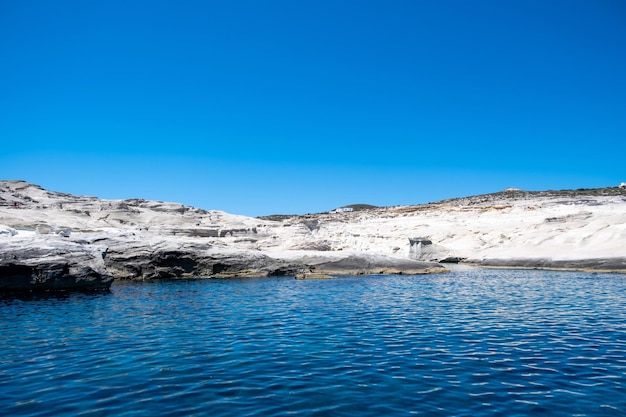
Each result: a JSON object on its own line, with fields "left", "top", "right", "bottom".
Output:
{"left": 1, "top": 267, "right": 625, "bottom": 416}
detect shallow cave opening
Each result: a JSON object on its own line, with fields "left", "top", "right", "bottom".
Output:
{"left": 212, "top": 263, "right": 228, "bottom": 274}
{"left": 156, "top": 254, "right": 198, "bottom": 274}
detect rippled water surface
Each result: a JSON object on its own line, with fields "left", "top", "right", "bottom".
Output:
{"left": 2, "top": 268, "right": 626, "bottom": 416}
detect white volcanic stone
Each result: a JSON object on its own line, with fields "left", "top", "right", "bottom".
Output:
{"left": 261, "top": 189, "right": 626, "bottom": 269}
{"left": 1, "top": 181, "right": 625, "bottom": 286}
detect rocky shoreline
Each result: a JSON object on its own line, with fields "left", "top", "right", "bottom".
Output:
{"left": 0, "top": 236, "right": 114, "bottom": 292}
{"left": 1, "top": 181, "right": 625, "bottom": 292}
{"left": 467, "top": 257, "right": 626, "bottom": 273}
{"left": 0, "top": 236, "right": 448, "bottom": 292}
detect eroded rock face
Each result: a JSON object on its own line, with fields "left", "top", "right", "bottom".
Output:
{"left": 2, "top": 180, "right": 625, "bottom": 286}
{"left": 102, "top": 240, "right": 303, "bottom": 280}
{"left": 0, "top": 238, "right": 113, "bottom": 291}
{"left": 292, "top": 253, "right": 448, "bottom": 279}
{"left": 467, "top": 257, "right": 626, "bottom": 272}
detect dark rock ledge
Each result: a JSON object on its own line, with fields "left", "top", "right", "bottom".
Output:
{"left": 291, "top": 253, "right": 449, "bottom": 279}
{"left": 0, "top": 240, "right": 114, "bottom": 293}
{"left": 1, "top": 238, "right": 449, "bottom": 291}
{"left": 102, "top": 243, "right": 449, "bottom": 281}
{"left": 466, "top": 257, "right": 626, "bottom": 273}
{"left": 102, "top": 244, "right": 304, "bottom": 280}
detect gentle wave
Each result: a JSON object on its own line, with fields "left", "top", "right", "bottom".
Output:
{"left": 2, "top": 269, "right": 626, "bottom": 416}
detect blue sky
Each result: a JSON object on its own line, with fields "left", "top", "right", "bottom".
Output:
{"left": 1, "top": 1, "right": 625, "bottom": 216}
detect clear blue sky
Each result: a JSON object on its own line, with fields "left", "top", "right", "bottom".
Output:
{"left": 1, "top": 1, "right": 625, "bottom": 216}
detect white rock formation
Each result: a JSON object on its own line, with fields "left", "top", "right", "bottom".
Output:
{"left": 0, "top": 233, "right": 113, "bottom": 291}
{"left": 1, "top": 180, "right": 625, "bottom": 286}
{"left": 276, "top": 189, "right": 626, "bottom": 264}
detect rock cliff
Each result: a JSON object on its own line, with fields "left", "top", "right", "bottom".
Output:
{"left": 1, "top": 180, "right": 625, "bottom": 290}
{"left": 0, "top": 235, "right": 113, "bottom": 291}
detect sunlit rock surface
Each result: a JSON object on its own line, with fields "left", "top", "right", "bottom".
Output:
{"left": 1, "top": 180, "right": 625, "bottom": 290}
{"left": 0, "top": 235, "right": 113, "bottom": 291}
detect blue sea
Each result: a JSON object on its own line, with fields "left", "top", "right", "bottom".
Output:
{"left": 1, "top": 268, "right": 625, "bottom": 416}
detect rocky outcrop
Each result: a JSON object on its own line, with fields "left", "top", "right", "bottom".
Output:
{"left": 408, "top": 237, "right": 435, "bottom": 260}
{"left": 0, "top": 237, "right": 113, "bottom": 292}
{"left": 467, "top": 257, "right": 626, "bottom": 272}
{"left": 100, "top": 241, "right": 440, "bottom": 280}
{"left": 102, "top": 240, "right": 302, "bottom": 279}
{"left": 2, "top": 180, "right": 625, "bottom": 290}
{"left": 281, "top": 252, "right": 448, "bottom": 279}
